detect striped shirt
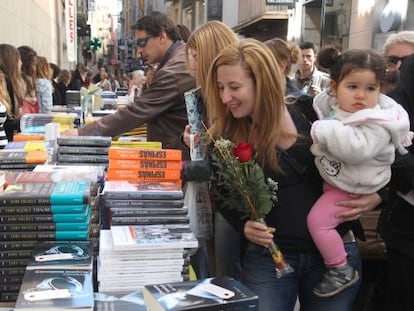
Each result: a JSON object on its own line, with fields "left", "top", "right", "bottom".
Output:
{"left": 0, "top": 102, "right": 8, "bottom": 148}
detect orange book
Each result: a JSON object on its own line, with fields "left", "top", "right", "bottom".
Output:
{"left": 108, "top": 147, "right": 182, "bottom": 161}
{"left": 13, "top": 133, "right": 45, "bottom": 141}
{"left": 0, "top": 150, "right": 47, "bottom": 164}
{"left": 108, "top": 159, "right": 182, "bottom": 170}
{"left": 25, "top": 151, "right": 48, "bottom": 163}
{"left": 106, "top": 168, "right": 181, "bottom": 182}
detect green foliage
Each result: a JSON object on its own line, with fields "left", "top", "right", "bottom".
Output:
{"left": 210, "top": 138, "right": 277, "bottom": 221}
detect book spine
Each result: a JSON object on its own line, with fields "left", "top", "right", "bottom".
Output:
{"left": 0, "top": 204, "right": 88, "bottom": 214}
{"left": 57, "top": 136, "right": 112, "bottom": 146}
{"left": 108, "top": 159, "right": 182, "bottom": 170}
{"left": 0, "top": 250, "right": 33, "bottom": 259}
{"left": 58, "top": 145, "right": 110, "bottom": 155}
{"left": 0, "top": 212, "right": 89, "bottom": 223}
{"left": 0, "top": 230, "right": 89, "bottom": 241}
{"left": 110, "top": 207, "right": 187, "bottom": 216}
{"left": 57, "top": 153, "right": 109, "bottom": 163}
{"left": 0, "top": 163, "right": 37, "bottom": 169}
{"left": 0, "top": 258, "right": 31, "bottom": 268}
{"left": 108, "top": 148, "right": 182, "bottom": 160}
{"left": 0, "top": 241, "right": 38, "bottom": 251}
{"left": 0, "top": 222, "right": 89, "bottom": 232}
{"left": 110, "top": 217, "right": 189, "bottom": 225}
{"left": 111, "top": 141, "right": 162, "bottom": 148}
{"left": 106, "top": 168, "right": 181, "bottom": 181}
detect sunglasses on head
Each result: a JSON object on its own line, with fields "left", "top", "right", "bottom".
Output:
{"left": 387, "top": 55, "right": 408, "bottom": 65}
{"left": 136, "top": 35, "right": 155, "bottom": 48}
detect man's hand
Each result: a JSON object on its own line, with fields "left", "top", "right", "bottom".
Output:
{"left": 61, "top": 128, "right": 80, "bottom": 137}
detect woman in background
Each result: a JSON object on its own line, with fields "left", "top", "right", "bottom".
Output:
{"left": 35, "top": 56, "right": 53, "bottom": 114}
{"left": 18, "top": 45, "right": 38, "bottom": 114}
{"left": 0, "top": 72, "right": 12, "bottom": 148}
{"left": 0, "top": 44, "right": 23, "bottom": 141}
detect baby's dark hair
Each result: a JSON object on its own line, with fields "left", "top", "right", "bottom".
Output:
{"left": 318, "top": 47, "right": 386, "bottom": 85}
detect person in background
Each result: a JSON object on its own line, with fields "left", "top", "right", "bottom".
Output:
{"left": 0, "top": 72, "right": 11, "bottom": 148}
{"left": 128, "top": 69, "right": 146, "bottom": 99}
{"left": 18, "top": 45, "right": 38, "bottom": 114}
{"left": 307, "top": 47, "right": 410, "bottom": 298}
{"left": 177, "top": 24, "right": 191, "bottom": 43}
{"left": 265, "top": 38, "right": 305, "bottom": 97}
{"left": 62, "top": 12, "right": 196, "bottom": 159}
{"left": 379, "top": 31, "right": 414, "bottom": 311}
{"left": 49, "top": 62, "right": 61, "bottom": 105}
{"left": 294, "top": 41, "right": 330, "bottom": 97}
{"left": 96, "top": 70, "right": 112, "bottom": 91}
{"left": 35, "top": 56, "right": 53, "bottom": 114}
{"left": 108, "top": 73, "right": 120, "bottom": 92}
{"left": 0, "top": 44, "right": 23, "bottom": 141}
{"left": 181, "top": 20, "right": 241, "bottom": 280}
{"left": 55, "top": 69, "right": 71, "bottom": 106}
{"left": 68, "top": 63, "right": 87, "bottom": 91}
{"left": 203, "top": 38, "right": 382, "bottom": 311}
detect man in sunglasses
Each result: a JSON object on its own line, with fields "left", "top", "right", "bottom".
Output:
{"left": 63, "top": 12, "right": 196, "bottom": 160}
{"left": 379, "top": 31, "right": 414, "bottom": 311}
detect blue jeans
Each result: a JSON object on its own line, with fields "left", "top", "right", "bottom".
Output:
{"left": 242, "top": 242, "right": 361, "bottom": 311}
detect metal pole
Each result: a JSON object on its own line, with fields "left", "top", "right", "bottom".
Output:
{"left": 320, "top": 0, "right": 326, "bottom": 49}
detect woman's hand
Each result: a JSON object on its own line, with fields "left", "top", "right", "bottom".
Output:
{"left": 335, "top": 192, "right": 382, "bottom": 222}
{"left": 244, "top": 220, "right": 276, "bottom": 248}
{"left": 183, "top": 125, "right": 200, "bottom": 148}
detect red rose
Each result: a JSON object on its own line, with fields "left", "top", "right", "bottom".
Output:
{"left": 232, "top": 142, "right": 253, "bottom": 163}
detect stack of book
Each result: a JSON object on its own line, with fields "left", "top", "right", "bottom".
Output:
{"left": 56, "top": 136, "right": 112, "bottom": 165}
{"left": 20, "top": 113, "right": 79, "bottom": 134}
{"left": 106, "top": 147, "right": 182, "bottom": 183}
{"left": 0, "top": 141, "right": 47, "bottom": 170}
{"left": 102, "top": 181, "right": 187, "bottom": 226}
{"left": 97, "top": 225, "right": 197, "bottom": 293}
{"left": 0, "top": 180, "right": 96, "bottom": 302}
{"left": 14, "top": 240, "right": 94, "bottom": 311}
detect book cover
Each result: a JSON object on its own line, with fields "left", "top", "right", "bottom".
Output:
{"left": 184, "top": 87, "right": 205, "bottom": 161}
{"left": 94, "top": 291, "right": 146, "bottom": 311}
{"left": 0, "top": 204, "right": 89, "bottom": 215}
{"left": 143, "top": 276, "right": 259, "bottom": 311}
{"left": 106, "top": 168, "right": 181, "bottom": 182}
{"left": 26, "top": 241, "right": 93, "bottom": 271}
{"left": 108, "top": 159, "right": 182, "bottom": 170}
{"left": 0, "top": 181, "right": 91, "bottom": 206}
{"left": 14, "top": 269, "right": 94, "bottom": 311}
{"left": 102, "top": 181, "right": 183, "bottom": 200}
{"left": 12, "top": 133, "right": 45, "bottom": 141}
{"left": 57, "top": 136, "right": 112, "bottom": 147}
{"left": 110, "top": 224, "right": 198, "bottom": 251}
{"left": 108, "top": 148, "right": 182, "bottom": 160}
{"left": 4, "top": 141, "right": 46, "bottom": 151}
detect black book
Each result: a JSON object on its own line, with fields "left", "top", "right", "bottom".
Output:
{"left": 103, "top": 181, "right": 183, "bottom": 200}
{"left": 57, "top": 153, "right": 109, "bottom": 164}
{"left": 104, "top": 198, "right": 184, "bottom": 208}
{"left": 57, "top": 145, "right": 109, "bottom": 155}
{"left": 57, "top": 136, "right": 112, "bottom": 147}
{"left": 14, "top": 269, "right": 94, "bottom": 311}
{"left": 143, "top": 276, "right": 259, "bottom": 311}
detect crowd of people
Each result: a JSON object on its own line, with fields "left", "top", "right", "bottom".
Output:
{"left": 1, "top": 10, "right": 414, "bottom": 311}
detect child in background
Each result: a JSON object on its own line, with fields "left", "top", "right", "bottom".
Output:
{"left": 0, "top": 72, "right": 12, "bottom": 148}
{"left": 308, "top": 47, "right": 412, "bottom": 297}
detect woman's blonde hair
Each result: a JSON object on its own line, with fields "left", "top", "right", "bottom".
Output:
{"left": 0, "top": 71, "right": 11, "bottom": 114}
{"left": 36, "top": 56, "right": 52, "bottom": 80}
{"left": 264, "top": 38, "right": 300, "bottom": 75}
{"left": 185, "top": 20, "right": 239, "bottom": 93}
{"left": 205, "top": 39, "right": 288, "bottom": 171}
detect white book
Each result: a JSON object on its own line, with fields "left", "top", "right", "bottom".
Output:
{"left": 110, "top": 225, "right": 198, "bottom": 251}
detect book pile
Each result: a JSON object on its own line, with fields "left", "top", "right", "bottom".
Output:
{"left": 97, "top": 225, "right": 197, "bottom": 292}
{"left": 14, "top": 240, "right": 94, "bottom": 311}
{"left": 102, "top": 181, "right": 188, "bottom": 226}
{"left": 0, "top": 180, "right": 97, "bottom": 303}
{"left": 143, "top": 276, "right": 259, "bottom": 311}
{"left": 0, "top": 141, "right": 47, "bottom": 170}
{"left": 20, "top": 113, "right": 79, "bottom": 134}
{"left": 106, "top": 147, "right": 183, "bottom": 183}
{"left": 56, "top": 136, "right": 112, "bottom": 165}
